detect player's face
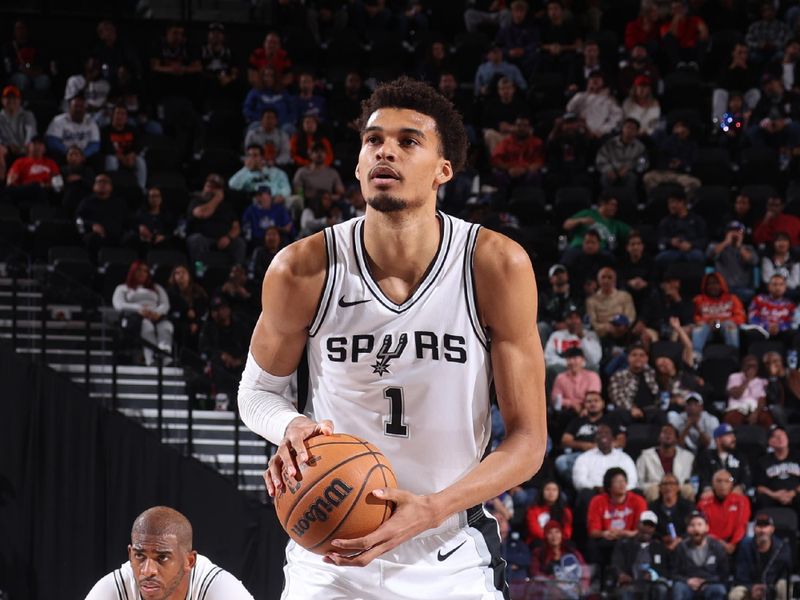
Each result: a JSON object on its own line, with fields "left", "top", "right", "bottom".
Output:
{"left": 356, "top": 108, "right": 452, "bottom": 214}
{"left": 129, "top": 533, "right": 195, "bottom": 600}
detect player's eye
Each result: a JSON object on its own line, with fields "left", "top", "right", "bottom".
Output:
{"left": 400, "top": 138, "right": 418, "bottom": 147}
{"left": 365, "top": 135, "right": 380, "bottom": 145}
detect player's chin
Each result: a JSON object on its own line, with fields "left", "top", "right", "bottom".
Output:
{"left": 138, "top": 581, "right": 163, "bottom": 598}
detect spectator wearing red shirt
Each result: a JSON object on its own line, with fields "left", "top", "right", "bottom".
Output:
{"left": 660, "top": 0, "right": 709, "bottom": 69}
{"left": 696, "top": 468, "right": 751, "bottom": 555}
{"left": 290, "top": 113, "right": 333, "bottom": 168}
{"left": 490, "top": 116, "right": 543, "bottom": 196}
{"left": 526, "top": 480, "right": 574, "bottom": 544}
{"left": 248, "top": 32, "right": 292, "bottom": 88}
{"left": 5, "top": 135, "right": 60, "bottom": 206}
{"left": 753, "top": 196, "right": 800, "bottom": 247}
{"left": 586, "top": 467, "right": 647, "bottom": 570}
{"left": 624, "top": 4, "right": 661, "bottom": 53}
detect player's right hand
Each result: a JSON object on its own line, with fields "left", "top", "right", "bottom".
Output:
{"left": 265, "top": 416, "right": 334, "bottom": 497}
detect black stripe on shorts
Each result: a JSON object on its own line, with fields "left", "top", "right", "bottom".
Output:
{"left": 466, "top": 504, "right": 510, "bottom": 600}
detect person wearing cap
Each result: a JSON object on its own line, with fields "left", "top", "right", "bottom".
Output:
{"left": 671, "top": 511, "right": 729, "bottom": 600}
{"left": 622, "top": 74, "right": 661, "bottom": 136}
{"left": 586, "top": 467, "right": 647, "bottom": 575}
{"left": 187, "top": 174, "right": 247, "bottom": 266}
{"left": 63, "top": 57, "right": 110, "bottom": 116}
{"left": 730, "top": 513, "right": 792, "bottom": 600}
{"left": 565, "top": 71, "right": 623, "bottom": 139}
{"left": 608, "top": 344, "right": 660, "bottom": 423}
{"left": 712, "top": 42, "right": 761, "bottom": 129}
{"left": 610, "top": 510, "right": 670, "bottom": 599}
{"left": 669, "top": 392, "right": 720, "bottom": 453}
{"left": 747, "top": 274, "right": 796, "bottom": 346}
{"left": 538, "top": 264, "right": 582, "bottom": 342}
{"left": 45, "top": 94, "right": 101, "bottom": 159}
{"left": 473, "top": 45, "right": 527, "bottom": 98}
{"left": 586, "top": 267, "right": 635, "bottom": 338}
{"left": 697, "top": 469, "right": 751, "bottom": 555}
{"left": 754, "top": 424, "right": 800, "bottom": 512}
{"left": 562, "top": 190, "right": 632, "bottom": 258}
{"left": 637, "top": 424, "right": 696, "bottom": 502}
{"left": 241, "top": 184, "right": 293, "bottom": 248}
{"left": 229, "top": 144, "right": 291, "bottom": 197}
{"left": 649, "top": 473, "right": 696, "bottom": 552}
{"left": 709, "top": 221, "right": 758, "bottom": 306}
{"left": 550, "top": 347, "right": 602, "bottom": 415}
{"left": 595, "top": 117, "right": 647, "bottom": 193}
{"left": 558, "top": 391, "right": 627, "bottom": 483}
{"left": 530, "top": 519, "right": 589, "bottom": 598}
{"left": 692, "top": 272, "right": 745, "bottom": 357}
{"left": 543, "top": 305, "right": 602, "bottom": 371}
{"left": 753, "top": 196, "right": 800, "bottom": 247}
{"left": 642, "top": 122, "right": 702, "bottom": 196}
{"left": 694, "top": 423, "right": 752, "bottom": 496}
{"left": 0, "top": 84, "right": 37, "bottom": 161}
{"left": 200, "top": 22, "right": 239, "bottom": 95}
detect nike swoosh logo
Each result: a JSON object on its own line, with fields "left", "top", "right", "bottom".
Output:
{"left": 338, "top": 296, "right": 371, "bottom": 308}
{"left": 437, "top": 540, "right": 467, "bottom": 562}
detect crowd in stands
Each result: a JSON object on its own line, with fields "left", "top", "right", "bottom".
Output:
{"left": 3, "top": 1, "right": 800, "bottom": 597}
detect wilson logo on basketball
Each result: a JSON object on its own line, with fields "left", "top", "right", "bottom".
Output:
{"left": 290, "top": 478, "right": 354, "bottom": 538}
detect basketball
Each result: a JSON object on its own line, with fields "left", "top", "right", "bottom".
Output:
{"left": 273, "top": 433, "right": 397, "bottom": 555}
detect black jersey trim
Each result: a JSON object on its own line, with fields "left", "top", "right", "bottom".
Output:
{"left": 113, "top": 569, "right": 128, "bottom": 600}
{"left": 353, "top": 212, "right": 452, "bottom": 314}
{"left": 463, "top": 225, "right": 489, "bottom": 350}
{"left": 466, "top": 505, "right": 510, "bottom": 600}
{"left": 198, "top": 567, "right": 223, "bottom": 600}
{"left": 308, "top": 228, "right": 337, "bottom": 337}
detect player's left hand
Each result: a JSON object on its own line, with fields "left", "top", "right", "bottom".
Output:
{"left": 323, "top": 487, "right": 440, "bottom": 567}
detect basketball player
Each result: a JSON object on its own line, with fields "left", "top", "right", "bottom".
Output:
{"left": 238, "top": 77, "right": 547, "bottom": 599}
{"left": 84, "top": 506, "right": 254, "bottom": 600}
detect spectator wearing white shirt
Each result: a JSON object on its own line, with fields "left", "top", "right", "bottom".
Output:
{"left": 63, "top": 57, "right": 110, "bottom": 118}
{"left": 45, "top": 93, "right": 100, "bottom": 159}
{"left": 543, "top": 306, "right": 602, "bottom": 371}
{"left": 565, "top": 71, "right": 623, "bottom": 138}
{"left": 573, "top": 424, "right": 638, "bottom": 493}
{"left": 668, "top": 392, "right": 719, "bottom": 453}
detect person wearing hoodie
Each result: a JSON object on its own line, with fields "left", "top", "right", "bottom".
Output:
{"left": 565, "top": 71, "right": 623, "bottom": 139}
{"left": 691, "top": 272, "right": 745, "bottom": 356}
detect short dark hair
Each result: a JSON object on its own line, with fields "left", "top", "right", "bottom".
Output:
{"left": 245, "top": 144, "right": 263, "bottom": 154}
{"left": 623, "top": 117, "right": 641, "bottom": 129}
{"left": 603, "top": 467, "right": 627, "bottom": 492}
{"left": 357, "top": 76, "right": 468, "bottom": 173}
{"left": 584, "top": 229, "right": 601, "bottom": 241}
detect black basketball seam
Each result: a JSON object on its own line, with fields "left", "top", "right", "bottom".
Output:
{"left": 306, "top": 463, "right": 395, "bottom": 553}
{"left": 356, "top": 438, "right": 393, "bottom": 526}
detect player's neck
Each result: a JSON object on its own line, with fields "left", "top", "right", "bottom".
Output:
{"left": 362, "top": 205, "right": 441, "bottom": 302}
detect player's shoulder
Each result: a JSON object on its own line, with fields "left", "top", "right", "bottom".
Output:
{"left": 83, "top": 565, "right": 131, "bottom": 600}
{"left": 192, "top": 554, "right": 254, "bottom": 600}
{"left": 264, "top": 231, "right": 327, "bottom": 284}
{"left": 472, "top": 227, "right": 532, "bottom": 278}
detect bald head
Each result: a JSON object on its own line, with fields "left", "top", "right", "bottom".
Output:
{"left": 132, "top": 506, "right": 193, "bottom": 551}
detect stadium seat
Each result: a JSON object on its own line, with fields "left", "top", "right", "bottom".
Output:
{"left": 740, "top": 147, "right": 781, "bottom": 186}
{"left": 662, "top": 71, "right": 704, "bottom": 113}
{"left": 98, "top": 247, "right": 138, "bottom": 301}
{"left": 147, "top": 170, "right": 190, "bottom": 213}
{"left": 625, "top": 423, "right": 660, "bottom": 461}
{"left": 650, "top": 340, "right": 683, "bottom": 367}
{"left": 31, "top": 218, "right": 81, "bottom": 260}
{"left": 692, "top": 185, "right": 732, "bottom": 239}
{"left": 644, "top": 183, "right": 682, "bottom": 224}
{"left": 746, "top": 340, "right": 786, "bottom": 360}
{"left": 193, "top": 147, "right": 242, "bottom": 182}
{"left": 553, "top": 187, "right": 592, "bottom": 226}
{"left": 48, "top": 246, "right": 95, "bottom": 288}
{"left": 732, "top": 424, "right": 768, "bottom": 461}
{"left": 739, "top": 184, "right": 775, "bottom": 215}
{"left": 699, "top": 348, "right": 739, "bottom": 405}
{"left": 143, "top": 133, "right": 183, "bottom": 171}
{"left": 692, "top": 149, "right": 732, "bottom": 187}
{"left": 110, "top": 170, "right": 143, "bottom": 212}
{"left": 0, "top": 206, "right": 25, "bottom": 257}
{"left": 200, "top": 251, "right": 233, "bottom": 293}
{"left": 452, "top": 32, "right": 490, "bottom": 82}
{"left": 508, "top": 186, "right": 547, "bottom": 226}
{"left": 147, "top": 249, "right": 188, "bottom": 286}
{"left": 603, "top": 186, "right": 638, "bottom": 224}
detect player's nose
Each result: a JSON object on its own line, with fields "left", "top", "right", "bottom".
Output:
{"left": 374, "top": 140, "right": 397, "bottom": 162}
{"left": 141, "top": 558, "right": 159, "bottom": 577}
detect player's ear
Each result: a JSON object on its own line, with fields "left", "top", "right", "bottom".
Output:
{"left": 127, "top": 544, "right": 133, "bottom": 561}
{"left": 354, "top": 163, "right": 361, "bottom": 181}
{"left": 185, "top": 550, "right": 197, "bottom": 571}
{"left": 435, "top": 160, "right": 453, "bottom": 185}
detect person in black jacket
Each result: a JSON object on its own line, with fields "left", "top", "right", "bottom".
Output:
{"left": 693, "top": 423, "right": 752, "bottom": 498}
{"left": 649, "top": 473, "right": 696, "bottom": 552}
{"left": 610, "top": 510, "right": 670, "bottom": 599}
{"left": 671, "top": 511, "right": 729, "bottom": 600}
{"left": 75, "top": 172, "right": 126, "bottom": 261}
{"left": 730, "top": 513, "right": 792, "bottom": 600}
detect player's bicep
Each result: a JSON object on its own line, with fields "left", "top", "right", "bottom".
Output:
{"left": 475, "top": 232, "right": 546, "bottom": 434}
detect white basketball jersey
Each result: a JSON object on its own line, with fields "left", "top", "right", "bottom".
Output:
{"left": 304, "top": 213, "right": 492, "bottom": 496}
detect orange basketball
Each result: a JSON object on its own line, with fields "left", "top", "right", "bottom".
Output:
{"left": 273, "top": 433, "right": 397, "bottom": 555}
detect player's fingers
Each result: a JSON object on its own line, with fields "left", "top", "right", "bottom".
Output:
{"left": 276, "top": 442, "right": 300, "bottom": 480}
{"left": 285, "top": 431, "right": 310, "bottom": 466}
{"left": 262, "top": 468, "right": 275, "bottom": 497}
{"left": 326, "top": 540, "right": 392, "bottom": 568}
{"left": 316, "top": 419, "right": 334, "bottom": 436}
{"left": 370, "top": 487, "right": 404, "bottom": 504}
{"left": 268, "top": 453, "right": 286, "bottom": 492}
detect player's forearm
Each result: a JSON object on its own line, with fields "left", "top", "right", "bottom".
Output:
{"left": 427, "top": 428, "right": 546, "bottom": 525}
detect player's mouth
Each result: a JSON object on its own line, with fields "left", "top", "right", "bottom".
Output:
{"left": 369, "top": 165, "right": 401, "bottom": 185}
{"left": 139, "top": 579, "right": 162, "bottom": 595}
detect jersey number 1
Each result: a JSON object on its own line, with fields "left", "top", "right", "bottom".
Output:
{"left": 383, "top": 387, "right": 408, "bottom": 437}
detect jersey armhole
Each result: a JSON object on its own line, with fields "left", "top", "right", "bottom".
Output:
{"left": 307, "top": 227, "right": 337, "bottom": 337}
{"left": 463, "top": 224, "right": 489, "bottom": 350}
